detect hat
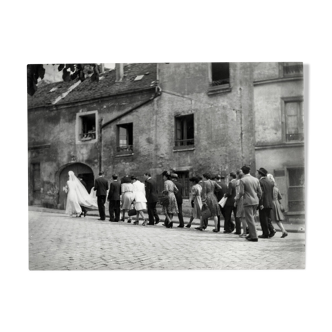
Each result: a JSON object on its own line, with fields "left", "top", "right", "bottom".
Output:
{"left": 171, "top": 173, "right": 178, "bottom": 179}
{"left": 257, "top": 167, "right": 268, "bottom": 176}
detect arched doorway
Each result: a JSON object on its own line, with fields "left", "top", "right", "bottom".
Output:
{"left": 58, "top": 163, "right": 95, "bottom": 209}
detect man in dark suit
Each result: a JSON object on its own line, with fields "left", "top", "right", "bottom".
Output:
{"left": 78, "top": 175, "right": 88, "bottom": 217}
{"left": 107, "top": 174, "right": 121, "bottom": 222}
{"left": 94, "top": 171, "right": 109, "bottom": 221}
{"left": 215, "top": 174, "right": 227, "bottom": 232}
{"left": 224, "top": 172, "right": 238, "bottom": 233}
{"left": 257, "top": 167, "right": 276, "bottom": 238}
{"left": 171, "top": 173, "right": 184, "bottom": 228}
{"left": 144, "top": 172, "right": 160, "bottom": 225}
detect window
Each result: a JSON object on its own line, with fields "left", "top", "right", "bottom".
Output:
{"left": 283, "top": 62, "right": 303, "bottom": 77}
{"left": 288, "top": 167, "right": 305, "bottom": 212}
{"left": 285, "top": 100, "right": 304, "bottom": 142}
{"left": 210, "top": 63, "right": 230, "bottom": 87}
{"left": 175, "top": 114, "right": 194, "bottom": 149}
{"left": 117, "top": 123, "right": 133, "bottom": 154}
{"left": 76, "top": 111, "right": 97, "bottom": 143}
{"left": 32, "top": 163, "right": 41, "bottom": 205}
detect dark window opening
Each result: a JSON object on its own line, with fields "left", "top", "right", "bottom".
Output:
{"left": 175, "top": 114, "right": 194, "bottom": 148}
{"left": 32, "top": 163, "right": 41, "bottom": 205}
{"left": 283, "top": 62, "right": 303, "bottom": 77}
{"left": 211, "top": 63, "right": 230, "bottom": 86}
{"left": 117, "top": 123, "right": 133, "bottom": 153}
{"left": 80, "top": 114, "right": 96, "bottom": 141}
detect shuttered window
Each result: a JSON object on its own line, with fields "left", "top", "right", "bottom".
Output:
{"left": 288, "top": 167, "right": 305, "bottom": 212}
{"left": 285, "top": 101, "right": 304, "bottom": 142}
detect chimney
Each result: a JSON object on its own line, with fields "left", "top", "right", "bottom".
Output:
{"left": 100, "top": 63, "right": 105, "bottom": 73}
{"left": 115, "top": 63, "right": 124, "bottom": 82}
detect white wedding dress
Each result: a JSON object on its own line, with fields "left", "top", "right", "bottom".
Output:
{"left": 65, "top": 171, "right": 98, "bottom": 215}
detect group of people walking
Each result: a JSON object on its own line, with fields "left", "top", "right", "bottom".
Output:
{"left": 64, "top": 165, "right": 288, "bottom": 241}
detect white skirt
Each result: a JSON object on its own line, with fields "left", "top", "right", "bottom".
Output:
{"left": 134, "top": 201, "right": 147, "bottom": 211}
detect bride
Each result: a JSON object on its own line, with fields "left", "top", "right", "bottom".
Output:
{"left": 64, "top": 171, "right": 98, "bottom": 217}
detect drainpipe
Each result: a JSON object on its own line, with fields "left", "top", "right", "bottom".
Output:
{"left": 99, "top": 117, "right": 103, "bottom": 173}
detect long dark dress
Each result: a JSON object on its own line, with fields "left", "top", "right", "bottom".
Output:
{"left": 201, "top": 179, "right": 221, "bottom": 217}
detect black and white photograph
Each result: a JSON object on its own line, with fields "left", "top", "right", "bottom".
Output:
{"left": 27, "top": 62, "right": 305, "bottom": 270}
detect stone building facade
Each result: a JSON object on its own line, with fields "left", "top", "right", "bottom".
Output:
{"left": 28, "top": 62, "right": 304, "bottom": 220}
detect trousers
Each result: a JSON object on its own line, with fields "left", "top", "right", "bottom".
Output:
{"left": 177, "top": 203, "right": 184, "bottom": 227}
{"left": 259, "top": 208, "right": 274, "bottom": 237}
{"left": 109, "top": 200, "right": 120, "bottom": 221}
{"left": 147, "top": 202, "right": 159, "bottom": 225}
{"left": 97, "top": 195, "right": 106, "bottom": 220}
{"left": 244, "top": 204, "right": 258, "bottom": 239}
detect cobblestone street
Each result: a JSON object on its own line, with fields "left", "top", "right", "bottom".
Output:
{"left": 29, "top": 211, "right": 305, "bottom": 270}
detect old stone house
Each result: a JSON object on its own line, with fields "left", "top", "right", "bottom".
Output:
{"left": 28, "top": 62, "right": 304, "bottom": 221}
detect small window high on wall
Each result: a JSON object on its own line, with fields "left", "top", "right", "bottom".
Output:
{"left": 117, "top": 123, "right": 133, "bottom": 154}
{"left": 76, "top": 111, "right": 98, "bottom": 143}
{"left": 211, "top": 63, "right": 230, "bottom": 86}
{"left": 175, "top": 114, "right": 194, "bottom": 149}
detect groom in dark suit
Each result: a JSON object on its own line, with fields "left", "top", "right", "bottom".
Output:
{"left": 257, "top": 167, "right": 276, "bottom": 238}
{"left": 107, "top": 174, "right": 121, "bottom": 222}
{"left": 144, "top": 172, "right": 160, "bottom": 225}
{"left": 94, "top": 171, "right": 109, "bottom": 221}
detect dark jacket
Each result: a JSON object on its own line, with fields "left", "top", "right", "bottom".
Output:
{"left": 94, "top": 177, "right": 109, "bottom": 196}
{"left": 145, "top": 178, "right": 159, "bottom": 203}
{"left": 172, "top": 180, "right": 183, "bottom": 205}
{"left": 225, "top": 179, "right": 237, "bottom": 207}
{"left": 108, "top": 180, "right": 121, "bottom": 201}
{"left": 215, "top": 180, "right": 227, "bottom": 201}
{"left": 259, "top": 177, "right": 274, "bottom": 208}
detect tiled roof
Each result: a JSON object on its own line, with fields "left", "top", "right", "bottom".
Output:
{"left": 28, "top": 63, "right": 157, "bottom": 109}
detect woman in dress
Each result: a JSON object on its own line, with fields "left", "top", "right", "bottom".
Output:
{"left": 120, "top": 175, "right": 135, "bottom": 223}
{"left": 235, "top": 169, "right": 247, "bottom": 237}
{"left": 64, "top": 171, "right": 98, "bottom": 217}
{"left": 267, "top": 174, "right": 288, "bottom": 238}
{"left": 186, "top": 176, "right": 202, "bottom": 228}
{"left": 161, "top": 171, "right": 178, "bottom": 228}
{"left": 195, "top": 172, "right": 221, "bottom": 232}
{"left": 131, "top": 176, "right": 148, "bottom": 226}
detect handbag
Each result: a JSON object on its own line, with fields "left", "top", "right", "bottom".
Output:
{"left": 218, "top": 196, "right": 227, "bottom": 208}
{"left": 128, "top": 204, "right": 137, "bottom": 216}
{"left": 159, "top": 192, "right": 169, "bottom": 207}
{"left": 201, "top": 204, "right": 212, "bottom": 219}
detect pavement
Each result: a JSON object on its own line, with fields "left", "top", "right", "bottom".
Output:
{"left": 29, "top": 209, "right": 306, "bottom": 270}
{"left": 28, "top": 206, "right": 306, "bottom": 233}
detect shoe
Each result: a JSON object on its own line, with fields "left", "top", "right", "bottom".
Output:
{"left": 239, "top": 233, "right": 247, "bottom": 237}
{"left": 258, "top": 235, "right": 269, "bottom": 239}
{"left": 127, "top": 219, "right": 132, "bottom": 223}
{"left": 155, "top": 220, "right": 160, "bottom": 225}
{"left": 142, "top": 220, "right": 147, "bottom": 226}
{"left": 195, "top": 227, "right": 204, "bottom": 231}
{"left": 223, "top": 231, "right": 231, "bottom": 234}
{"left": 166, "top": 222, "right": 173, "bottom": 229}
{"left": 246, "top": 238, "right": 258, "bottom": 242}
{"left": 213, "top": 229, "right": 219, "bottom": 233}
{"left": 83, "top": 211, "right": 87, "bottom": 217}
{"left": 281, "top": 232, "right": 288, "bottom": 238}
{"left": 186, "top": 223, "right": 191, "bottom": 228}
{"left": 269, "top": 230, "right": 276, "bottom": 238}
{"left": 133, "top": 221, "right": 139, "bottom": 225}
{"left": 234, "top": 232, "right": 241, "bottom": 235}
{"left": 110, "top": 220, "right": 118, "bottom": 222}
{"left": 120, "top": 218, "right": 125, "bottom": 222}
{"left": 177, "top": 225, "right": 184, "bottom": 228}
{"left": 98, "top": 219, "right": 105, "bottom": 221}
